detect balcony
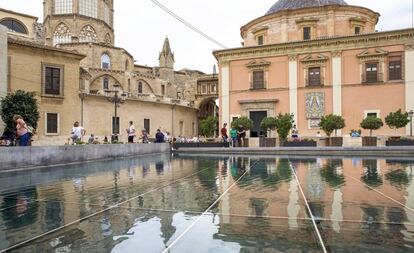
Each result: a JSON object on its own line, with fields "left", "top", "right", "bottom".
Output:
{"left": 362, "top": 73, "right": 384, "bottom": 84}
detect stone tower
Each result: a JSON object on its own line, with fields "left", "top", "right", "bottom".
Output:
{"left": 43, "top": 0, "right": 115, "bottom": 46}
{"left": 159, "top": 37, "right": 175, "bottom": 69}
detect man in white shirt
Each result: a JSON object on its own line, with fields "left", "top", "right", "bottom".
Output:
{"left": 71, "top": 121, "right": 86, "bottom": 144}
{"left": 127, "top": 121, "right": 136, "bottom": 143}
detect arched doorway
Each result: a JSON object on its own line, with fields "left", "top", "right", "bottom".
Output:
{"left": 198, "top": 98, "right": 219, "bottom": 136}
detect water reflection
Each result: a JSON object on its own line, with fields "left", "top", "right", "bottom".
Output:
{"left": 2, "top": 155, "right": 414, "bottom": 252}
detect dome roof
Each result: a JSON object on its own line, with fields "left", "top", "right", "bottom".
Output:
{"left": 266, "top": 0, "right": 348, "bottom": 15}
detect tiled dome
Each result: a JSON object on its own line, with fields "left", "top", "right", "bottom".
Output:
{"left": 266, "top": 0, "right": 348, "bottom": 15}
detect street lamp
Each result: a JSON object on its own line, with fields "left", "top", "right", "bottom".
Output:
{"left": 105, "top": 83, "right": 127, "bottom": 136}
{"left": 409, "top": 110, "right": 414, "bottom": 137}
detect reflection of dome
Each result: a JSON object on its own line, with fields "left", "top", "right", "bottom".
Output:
{"left": 266, "top": 0, "right": 348, "bottom": 15}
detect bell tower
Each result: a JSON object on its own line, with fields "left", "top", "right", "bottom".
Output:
{"left": 159, "top": 37, "right": 175, "bottom": 69}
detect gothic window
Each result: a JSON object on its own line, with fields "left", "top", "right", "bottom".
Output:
{"left": 0, "top": 19, "right": 27, "bottom": 34}
{"left": 388, "top": 56, "right": 402, "bottom": 81}
{"left": 53, "top": 23, "right": 71, "bottom": 45}
{"left": 79, "top": 25, "right": 97, "bottom": 43}
{"left": 54, "top": 0, "right": 73, "bottom": 14}
{"left": 252, "top": 70, "right": 265, "bottom": 89}
{"left": 103, "top": 77, "right": 109, "bottom": 90}
{"left": 138, "top": 82, "right": 143, "bottom": 94}
{"left": 79, "top": 0, "right": 97, "bottom": 18}
{"left": 104, "top": 33, "right": 111, "bottom": 44}
{"left": 101, "top": 54, "right": 111, "bottom": 69}
{"left": 161, "top": 85, "right": 166, "bottom": 95}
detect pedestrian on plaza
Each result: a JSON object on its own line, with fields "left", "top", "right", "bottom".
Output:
{"left": 164, "top": 131, "right": 171, "bottom": 143}
{"left": 126, "top": 121, "right": 136, "bottom": 143}
{"left": 237, "top": 125, "right": 246, "bottom": 147}
{"left": 71, "top": 121, "right": 86, "bottom": 144}
{"left": 230, "top": 126, "right": 238, "bottom": 147}
{"left": 13, "top": 115, "right": 31, "bottom": 146}
{"left": 221, "top": 123, "right": 229, "bottom": 144}
{"left": 141, "top": 129, "right": 149, "bottom": 144}
{"left": 155, "top": 129, "right": 165, "bottom": 143}
{"left": 291, "top": 124, "right": 299, "bottom": 139}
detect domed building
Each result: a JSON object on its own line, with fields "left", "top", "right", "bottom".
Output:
{"left": 214, "top": 0, "right": 414, "bottom": 141}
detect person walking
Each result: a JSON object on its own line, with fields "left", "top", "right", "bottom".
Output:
{"left": 71, "top": 121, "right": 86, "bottom": 144}
{"left": 230, "top": 126, "right": 238, "bottom": 147}
{"left": 221, "top": 123, "right": 229, "bottom": 145}
{"left": 155, "top": 129, "right": 165, "bottom": 143}
{"left": 126, "top": 121, "right": 136, "bottom": 143}
{"left": 13, "top": 115, "right": 31, "bottom": 146}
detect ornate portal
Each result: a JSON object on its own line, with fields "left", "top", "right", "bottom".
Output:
{"left": 306, "top": 92, "right": 325, "bottom": 119}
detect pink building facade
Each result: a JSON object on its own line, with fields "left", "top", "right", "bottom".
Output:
{"left": 214, "top": 0, "right": 414, "bottom": 138}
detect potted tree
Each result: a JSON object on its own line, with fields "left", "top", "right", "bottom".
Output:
{"left": 231, "top": 117, "right": 253, "bottom": 147}
{"left": 319, "top": 114, "right": 345, "bottom": 146}
{"left": 198, "top": 116, "right": 220, "bottom": 148}
{"left": 360, "top": 116, "right": 383, "bottom": 146}
{"left": 259, "top": 117, "right": 277, "bottom": 147}
{"left": 385, "top": 109, "right": 414, "bottom": 146}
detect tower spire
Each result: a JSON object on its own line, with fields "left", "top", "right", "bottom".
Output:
{"left": 159, "top": 37, "right": 175, "bottom": 69}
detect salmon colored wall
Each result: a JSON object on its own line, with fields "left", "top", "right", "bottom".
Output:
{"left": 297, "top": 52, "right": 332, "bottom": 88}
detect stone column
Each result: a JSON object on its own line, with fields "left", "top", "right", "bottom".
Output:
{"left": 288, "top": 55, "right": 298, "bottom": 124}
{"left": 405, "top": 45, "right": 414, "bottom": 135}
{"left": 332, "top": 51, "right": 342, "bottom": 135}
{"left": 0, "top": 25, "right": 8, "bottom": 134}
{"left": 220, "top": 63, "right": 230, "bottom": 126}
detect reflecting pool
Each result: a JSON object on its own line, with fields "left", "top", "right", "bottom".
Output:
{"left": 1, "top": 154, "right": 414, "bottom": 252}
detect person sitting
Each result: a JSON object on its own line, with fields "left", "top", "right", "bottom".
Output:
{"left": 88, "top": 134, "right": 95, "bottom": 144}
{"left": 155, "top": 129, "right": 165, "bottom": 143}
{"left": 291, "top": 125, "right": 299, "bottom": 139}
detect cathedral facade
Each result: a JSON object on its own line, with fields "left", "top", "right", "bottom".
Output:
{"left": 215, "top": 0, "right": 414, "bottom": 138}
{"left": 0, "top": 0, "right": 218, "bottom": 145}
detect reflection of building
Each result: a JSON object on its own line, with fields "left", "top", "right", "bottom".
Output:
{"left": 215, "top": 0, "right": 414, "bottom": 137}
{"left": 0, "top": 1, "right": 218, "bottom": 144}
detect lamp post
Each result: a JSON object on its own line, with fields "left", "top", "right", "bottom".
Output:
{"left": 105, "top": 83, "right": 127, "bottom": 135}
{"left": 409, "top": 110, "right": 414, "bottom": 137}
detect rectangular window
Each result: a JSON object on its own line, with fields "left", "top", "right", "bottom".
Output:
{"left": 179, "top": 121, "right": 184, "bottom": 136}
{"left": 103, "top": 78, "right": 109, "bottom": 90}
{"left": 367, "top": 112, "right": 378, "bottom": 118}
{"left": 308, "top": 67, "right": 321, "bottom": 86}
{"left": 211, "top": 84, "right": 216, "bottom": 93}
{"left": 389, "top": 56, "right": 402, "bottom": 81}
{"left": 138, "top": 82, "right": 143, "bottom": 94}
{"left": 303, "top": 27, "right": 311, "bottom": 40}
{"left": 79, "top": 0, "right": 97, "bottom": 18}
{"left": 46, "top": 113, "right": 58, "bottom": 134}
{"left": 257, "top": 35, "right": 264, "bottom": 46}
{"left": 252, "top": 70, "right": 265, "bottom": 89}
{"left": 44, "top": 66, "right": 62, "bottom": 95}
{"left": 355, "top": 26, "right": 361, "bottom": 35}
{"left": 112, "top": 117, "right": 120, "bottom": 135}
{"left": 202, "top": 85, "right": 207, "bottom": 94}
{"left": 54, "top": 0, "right": 73, "bottom": 14}
{"left": 144, "top": 119, "right": 150, "bottom": 135}
{"left": 161, "top": 85, "right": 165, "bottom": 96}
{"left": 365, "top": 63, "right": 378, "bottom": 83}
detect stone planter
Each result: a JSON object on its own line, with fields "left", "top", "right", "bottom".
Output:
{"left": 282, "top": 140, "right": 317, "bottom": 147}
{"left": 362, "top": 136, "right": 377, "bottom": 146}
{"left": 259, "top": 137, "right": 276, "bottom": 147}
{"left": 237, "top": 138, "right": 249, "bottom": 147}
{"left": 326, "top": 137, "right": 343, "bottom": 147}
{"left": 386, "top": 139, "right": 414, "bottom": 146}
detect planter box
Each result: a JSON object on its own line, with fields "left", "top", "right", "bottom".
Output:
{"left": 174, "top": 142, "right": 228, "bottom": 149}
{"left": 282, "top": 141, "right": 317, "bottom": 147}
{"left": 362, "top": 137, "right": 377, "bottom": 146}
{"left": 386, "top": 140, "right": 414, "bottom": 146}
{"left": 259, "top": 137, "right": 276, "bottom": 147}
{"left": 237, "top": 138, "right": 249, "bottom": 147}
{"left": 326, "top": 137, "right": 343, "bottom": 147}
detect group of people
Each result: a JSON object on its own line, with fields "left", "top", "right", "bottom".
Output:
{"left": 220, "top": 123, "right": 247, "bottom": 147}
{"left": 125, "top": 121, "right": 170, "bottom": 144}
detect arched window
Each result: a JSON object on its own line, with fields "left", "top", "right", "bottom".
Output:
{"left": 104, "top": 33, "right": 111, "bottom": 45}
{"left": 79, "top": 0, "right": 97, "bottom": 18}
{"left": 138, "top": 82, "right": 143, "bottom": 94}
{"left": 54, "top": 0, "right": 73, "bottom": 14}
{"left": 103, "top": 77, "right": 109, "bottom": 90}
{"left": 53, "top": 23, "right": 71, "bottom": 46}
{"left": 0, "top": 18, "right": 27, "bottom": 34}
{"left": 101, "top": 54, "right": 111, "bottom": 69}
{"left": 79, "top": 25, "right": 97, "bottom": 43}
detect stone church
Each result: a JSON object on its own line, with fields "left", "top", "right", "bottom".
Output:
{"left": 0, "top": 0, "right": 218, "bottom": 145}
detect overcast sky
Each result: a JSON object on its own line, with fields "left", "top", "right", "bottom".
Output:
{"left": 0, "top": 0, "right": 412, "bottom": 73}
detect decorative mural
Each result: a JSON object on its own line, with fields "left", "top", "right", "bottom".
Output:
{"left": 305, "top": 92, "right": 325, "bottom": 119}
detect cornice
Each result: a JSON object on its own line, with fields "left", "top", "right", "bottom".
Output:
{"left": 215, "top": 28, "right": 414, "bottom": 62}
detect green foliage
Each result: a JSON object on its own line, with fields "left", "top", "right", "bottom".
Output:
{"left": 385, "top": 169, "right": 410, "bottom": 190}
{"left": 0, "top": 90, "right": 40, "bottom": 132}
{"left": 200, "top": 116, "right": 218, "bottom": 137}
{"left": 360, "top": 116, "right": 384, "bottom": 136}
{"left": 231, "top": 117, "right": 253, "bottom": 131}
{"left": 320, "top": 161, "right": 345, "bottom": 189}
{"left": 385, "top": 109, "right": 410, "bottom": 131}
{"left": 260, "top": 117, "right": 278, "bottom": 131}
{"left": 275, "top": 113, "right": 294, "bottom": 141}
{"left": 319, "top": 114, "right": 345, "bottom": 137}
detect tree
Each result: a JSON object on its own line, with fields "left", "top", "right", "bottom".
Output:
{"left": 319, "top": 114, "right": 345, "bottom": 137}
{"left": 199, "top": 116, "right": 218, "bottom": 137}
{"left": 385, "top": 109, "right": 410, "bottom": 134}
{"left": 260, "top": 117, "right": 277, "bottom": 136}
{"left": 0, "top": 90, "right": 40, "bottom": 132}
{"left": 275, "top": 113, "right": 294, "bottom": 141}
{"left": 360, "top": 116, "right": 384, "bottom": 136}
{"left": 231, "top": 117, "right": 253, "bottom": 131}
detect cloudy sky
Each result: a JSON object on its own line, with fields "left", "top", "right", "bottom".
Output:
{"left": 0, "top": 0, "right": 412, "bottom": 73}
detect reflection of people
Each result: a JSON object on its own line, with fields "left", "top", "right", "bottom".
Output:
{"left": 155, "top": 162, "right": 164, "bottom": 175}
{"left": 142, "top": 163, "right": 149, "bottom": 178}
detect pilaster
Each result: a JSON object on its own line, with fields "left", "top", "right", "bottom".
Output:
{"left": 332, "top": 51, "right": 342, "bottom": 135}
{"left": 405, "top": 45, "right": 414, "bottom": 135}
{"left": 288, "top": 55, "right": 298, "bottom": 124}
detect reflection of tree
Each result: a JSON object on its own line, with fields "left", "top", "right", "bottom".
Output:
{"left": 320, "top": 159, "right": 345, "bottom": 189}
{"left": 385, "top": 169, "right": 410, "bottom": 190}
{"left": 361, "top": 160, "right": 383, "bottom": 187}
{"left": 361, "top": 206, "right": 383, "bottom": 230}
{"left": 196, "top": 159, "right": 218, "bottom": 189}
